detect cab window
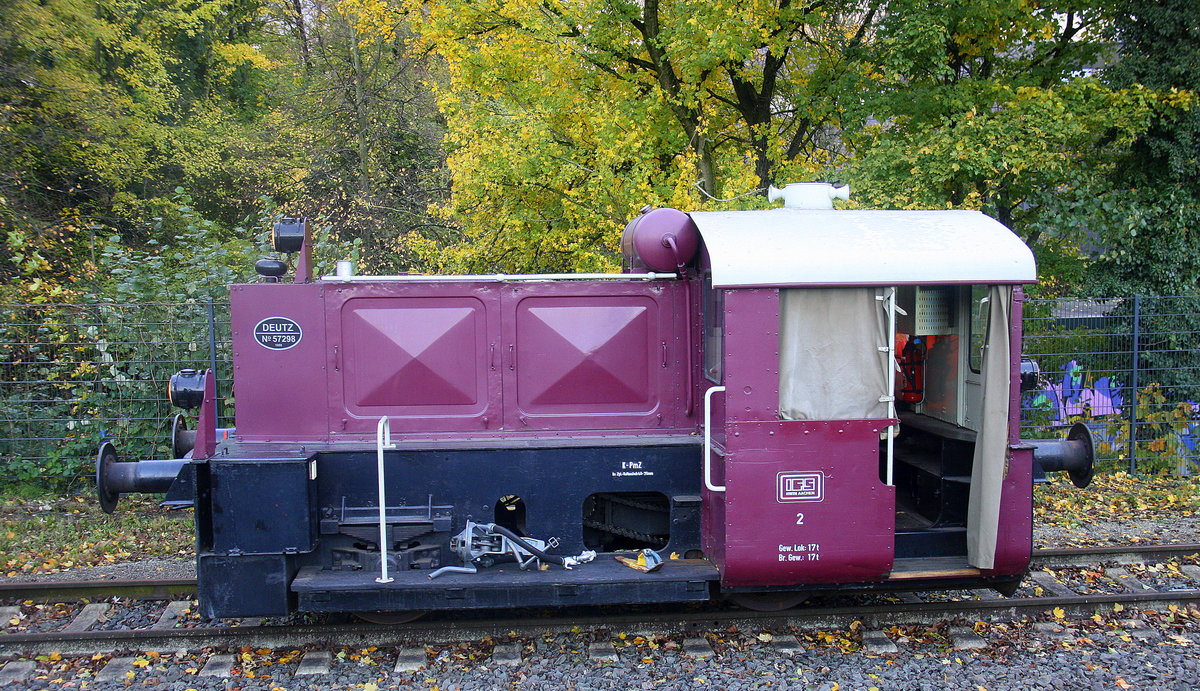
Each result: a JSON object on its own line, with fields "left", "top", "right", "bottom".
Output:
{"left": 969, "top": 285, "right": 989, "bottom": 374}
{"left": 702, "top": 275, "right": 724, "bottom": 383}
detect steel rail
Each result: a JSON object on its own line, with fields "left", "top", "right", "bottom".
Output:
{"left": 0, "top": 543, "right": 1196, "bottom": 602}
{"left": 0, "top": 579, "right": 196, "bottom": 602}
{"left": 1032, "top": 543, "right": 1200, "bottom": 568}
{"left": 1, "top": 588, "right": 1198, "bottom": 656}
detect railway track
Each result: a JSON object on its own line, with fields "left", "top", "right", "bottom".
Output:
{"left": 0, "top": 544, "right": 1197, "bottom": 684}
{"left": 3, "top": 543, "right": 1195, "bottom": 603}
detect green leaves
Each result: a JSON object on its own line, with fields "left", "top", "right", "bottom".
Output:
{"left": 0, "top": 0, "right": 306, "bottom": 301}
{"left": 393, "top": 0, "right": 1193, "bottom": 279}
{"left": 849, "top": 79, "right": 1162, "bottom": 215}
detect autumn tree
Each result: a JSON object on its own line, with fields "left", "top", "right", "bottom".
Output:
{"left": 385, "top": 0, "right": 885, "bottom": 272}
{"left": 0, "top": 0, "right": 305, "bottom": 298}
{"left": 836, "top": 1, "right": 1196, "bottom": 245}
{"left": 1080, "top": 0, "right": 1200, "bottom": 295}
{"left": 380, "top": 0, "right": 1186, "bottom": 276}
{"left": 262, "top": 0, "right": 453, "bottom": 273}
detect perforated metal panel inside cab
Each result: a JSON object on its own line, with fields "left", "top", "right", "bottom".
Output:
{"left": 897, "top": 286, "right": 955, "bottom": 335}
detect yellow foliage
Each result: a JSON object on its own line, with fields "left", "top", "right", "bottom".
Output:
{"left": 331, "top": 0, "right": 1193, "bottom": 273}
{"left": 212, "top": 43, "right": 277, "bottom": 72}
{"left": 337, "top": 0, "right": 405, "bottom": 44}
{"left": 360, "top": 0, "right": 870, "bottom": 272}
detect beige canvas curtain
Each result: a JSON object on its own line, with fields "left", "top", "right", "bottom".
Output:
{"left": 779, "top": 288, "right": 890, "bottom": 421}
{"left": 967, "top": 285, "right": 1013, "bottom": 569}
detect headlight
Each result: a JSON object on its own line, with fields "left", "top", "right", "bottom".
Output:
{"left": 169, "top": 369, "right": 206, "bottom": 410}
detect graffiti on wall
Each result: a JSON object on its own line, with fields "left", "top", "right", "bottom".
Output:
{"left": 1027, "top": 360, "right": 1124, "bottom": 424}
{"left": 1025, "top": 360, "right": 1199, "bottom": 472}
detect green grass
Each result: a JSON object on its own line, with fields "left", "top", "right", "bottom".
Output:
{"left": 0, "top": 496, "right": 192, "bottom": 576}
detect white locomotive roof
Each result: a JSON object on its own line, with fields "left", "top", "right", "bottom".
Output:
{"left": 690, "top": 208, "right": 1036, "bottom": 287}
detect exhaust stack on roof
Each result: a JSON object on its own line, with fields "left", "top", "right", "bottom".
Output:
{"left": 768, "top": 182, "right": 850, "bottom": 209}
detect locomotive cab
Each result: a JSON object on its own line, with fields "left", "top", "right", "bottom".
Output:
{"left": 689, "top": 183, "right": 1058, "bottom": 596}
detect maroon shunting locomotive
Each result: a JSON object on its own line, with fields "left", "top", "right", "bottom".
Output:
{"left": 97, "top": 183, "right": 1092, "bottom": 618}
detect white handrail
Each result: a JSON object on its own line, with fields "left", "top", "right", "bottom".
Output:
{"left": 704, "top": 386, "right": 726, "bottom": 492}
{"left": 886, "top": 288, "right": 897, "bottom": 487}
{"left": 375, "top": 416, "right": 396, "bottom": 584}
{"left": 321, "top": 272, "right": 675, "bottom": 283}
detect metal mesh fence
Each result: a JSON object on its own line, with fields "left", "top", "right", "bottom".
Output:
{"left": 1021, "top": 295, "right": 1200, "bottom": 475}
{"left": 0, "top": 301, "right": 232, "bottom": 491}
{"left": 1, "top": 294, "right": 1197, "bottom": 490}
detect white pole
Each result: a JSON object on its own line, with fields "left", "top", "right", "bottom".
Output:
{"left": 322, "top": 272, "right": 675, "bottom": 283}
{"left": 886, "top": 288, "right": 897, "bottom": 486}
{"left": 375, "top": 416, "right": 395, "bottom": 584}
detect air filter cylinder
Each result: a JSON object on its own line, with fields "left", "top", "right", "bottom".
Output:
{"left": 621, "top": 207, "right": 700, "bottom": 273}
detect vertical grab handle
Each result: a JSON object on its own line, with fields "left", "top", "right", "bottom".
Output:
{"left": 885, "top": 288, "right": 897, "bottom": 487}
{"left": 704, "top": 386, "right": 726, "bottom": 492}
{"left": 376, "top": 416, "right": 396, "bottom": 584}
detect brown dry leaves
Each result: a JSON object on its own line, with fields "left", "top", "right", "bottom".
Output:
{"left": 0, "top": 496, "right": 192, "bottom": 576}
{"left": 1034, "top": 472, "right": 1200, "bottom": 527}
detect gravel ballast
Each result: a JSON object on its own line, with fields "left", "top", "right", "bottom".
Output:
{"left": 0, "top": 612, "right": 1196, "bottom": 690}
{"left": 3, "top": 508, "right": 1199, "bottom": 688}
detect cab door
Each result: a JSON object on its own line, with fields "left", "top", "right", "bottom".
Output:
{"left": 714, "top": 287, "right": 897, "bottom": 587}
{"left": 962, "top": 285, "right": 989, "bottom": 430}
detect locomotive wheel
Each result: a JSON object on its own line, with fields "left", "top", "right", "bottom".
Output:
{"left": 352, "top": 610, "right": 428, "bottom": 625}
{"left": 728, "top": 591, "right": 810, "bottom": 612}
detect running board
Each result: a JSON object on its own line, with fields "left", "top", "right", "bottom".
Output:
{"left": 292, "top": 557, "right": 719, "bottom": 611}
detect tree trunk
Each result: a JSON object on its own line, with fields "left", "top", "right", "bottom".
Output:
{"left": 290, "top": 0, "right": 310, "bottom": 71}
{"left": 349, "top": 29, "right": 371, "bottom": 197}
{"left": 695, "top": 133, "right": 716, "bottom": 197}
{"left": 641, "top": 0, "right": 715, "bottom": 196}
